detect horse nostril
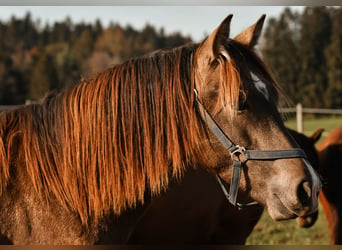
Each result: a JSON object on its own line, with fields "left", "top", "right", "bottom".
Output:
{"left": 297, "top": 181, "right": 311, "bottom": 207}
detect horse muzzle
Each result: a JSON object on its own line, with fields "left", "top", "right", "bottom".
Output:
{"left": 265, "top": 159, "right": 321, "bottom": 221}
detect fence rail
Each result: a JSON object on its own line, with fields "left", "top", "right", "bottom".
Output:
{"left": 280, "top": 107, "right": 342, "bottom": 115}
{"left": 279, "top": 103, "right": 342, "bottom": 133}
{"left": 0, "top": 105, "right": 20, "bottom": 111}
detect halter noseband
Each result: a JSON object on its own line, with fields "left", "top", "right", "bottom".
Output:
{"left": 194, "top": 89, "right": 307, "bottom": 209}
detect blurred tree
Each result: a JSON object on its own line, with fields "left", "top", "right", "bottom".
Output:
{"left": 45, "top": 42, "right": 70, "bottom": 87}
{"left": 5, "top": 16, "right": 24, "bottom": 52}
{"left": 138, "top": 23, "right": 158, "bottom": 54}
{"left": 28, "top": 52, "right": 60, "bottom": 101}
{"left": 39, "top": 23, "right": 52, "bottom": 46}
{"left": 93, "top": 19, "right": 103, "bottom": 40}
{"left": 50, "top": 18, "right": 72, "bottom": 43}
{"left": 165, "top": 32, "right": 192, "bottom": 47}
{"left": 22, "top": 12, "right": 39, "bottom": 50}
{"left": 0, "top": 57, "right": 26, "bottom": 104}
{"left": 84, "top": 51, "right": 115, "bottom": 78}
{"left": 324, "top": 7, "right": 342, "bottom": 108}
{"left": 261, "top": 8, "right": 302, "bottom": 105}
{"left": 61, "top": 50, "right": 82, "bottom": 88}
{"left": 297, "top": 7, "right": 332, "bottom": 108}
{"left": 71, "top": 29, "right": 94, "bottom": 62}
{"left": 95, "top": 25, "right": 125, "bottom": 63}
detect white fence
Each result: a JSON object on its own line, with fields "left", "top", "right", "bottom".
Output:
{"left": 0, "top": 105, "right": 19, "bottom": 112}
{"left": 280, "top": 103, "right": 342, "bottom": 133}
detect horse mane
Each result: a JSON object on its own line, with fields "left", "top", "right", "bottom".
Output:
{"left": 0, "top": 40, "right": 281, "bottom": 225}
{"left": 0, "top": 111, "right": 13, "bottom": 194}
{"left": 0, "top": 43, "right": 207, "bottom": 224}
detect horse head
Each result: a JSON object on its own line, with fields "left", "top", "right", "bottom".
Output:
{"left": 192, "top": 14, "right": 321, "bottom": 221}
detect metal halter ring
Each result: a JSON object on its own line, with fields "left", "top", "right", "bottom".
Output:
{"left": 230, "top": 145, "right": 247, "bottom": 163}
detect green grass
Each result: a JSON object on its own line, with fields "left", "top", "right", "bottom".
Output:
{"left": 246, "top": 204, "right": 329, "bottom": 245}
{"left": 245, "top": 116, "right": 342, "bottom": 245}
{"left": 285, "top": 116, "right": 342, "bottom": 144}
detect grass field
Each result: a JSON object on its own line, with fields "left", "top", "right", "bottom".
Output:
{"left": 284, "top": 116, "right": 342, "bottom": 142}
{"left": 246, "top": 116, "right": 342, "bottom": 245}
{"left": 246, "top": 204, "right": 329, "bottom": 245}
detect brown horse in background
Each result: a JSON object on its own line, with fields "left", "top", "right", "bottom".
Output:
{"left": 317, "top": 125, "right": 342, "bottom": 244}
{"left": 125, "top": 128, "right": 323, "bottom": 244}
{"left": 0, "top": 14, "right": 321, "bottom": 244}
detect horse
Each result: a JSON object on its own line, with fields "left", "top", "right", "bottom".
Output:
{"left": 0, "top": 14, "right": 321, "bottom": 244}
{"left": 294, "top": 128, "right": 324, "bottom": 229}
{"left": 316, "top": 125, "right": 342, "bottom": 244}
{"left": 123, "top": 128, "right": 323, "bottom": 244}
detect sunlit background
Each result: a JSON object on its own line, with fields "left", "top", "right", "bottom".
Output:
{"left": 0, "top": 6, "right": 305, "bottom": 42}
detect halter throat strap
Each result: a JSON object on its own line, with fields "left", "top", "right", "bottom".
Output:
{"left": 194, "top": 89, "right": 307, "bottom": 208}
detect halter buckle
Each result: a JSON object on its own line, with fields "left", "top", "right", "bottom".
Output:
{"left": 230, "top": 145, "right": 247, "bottom": 163}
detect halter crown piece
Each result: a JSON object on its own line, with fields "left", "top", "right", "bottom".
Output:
{"left": 193, "top": 89, "right": 307, "bottom": 209}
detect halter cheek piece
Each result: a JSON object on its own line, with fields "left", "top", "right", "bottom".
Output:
{"left": 194, "top": 89, "right": 307, "bottom": 209}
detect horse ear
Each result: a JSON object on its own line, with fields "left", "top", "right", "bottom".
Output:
{"left": 310, "top": 128, "right": 324, "bottom": 144}
{"left": 211, "top": 14, "right": 233, "bottom": 57}
{"left": 194, "top": 14, "right": 233, "bottom": 96}
{"left": 197, "top": 14, "right": 233, "bottom": 63}
{"left": 234, "top": 14, "right": 266, "bottom": 48}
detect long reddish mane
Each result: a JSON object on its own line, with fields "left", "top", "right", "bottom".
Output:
{"left": 0, "top": 40, "right": 280, "bottom": 225}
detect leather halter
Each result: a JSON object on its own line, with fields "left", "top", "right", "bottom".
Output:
{"left": 194, "top": 89, "right": 307, "bottom": 209}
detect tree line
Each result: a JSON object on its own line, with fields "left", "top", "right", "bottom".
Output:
{"left": 0, "top": 13, "right": 191, "bottom": 104}
{"left": 261, "top": 6, "right": 342, "bottom": 109}
{"left": 0, "top": 7, "right": 341, "bottom": 109}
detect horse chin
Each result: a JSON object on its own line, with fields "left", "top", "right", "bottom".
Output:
{"left": 266, "top": 205, "right": 297, "bottom": 221}
{"left": 265, "top": 194, "right": 302, "bottom": 221}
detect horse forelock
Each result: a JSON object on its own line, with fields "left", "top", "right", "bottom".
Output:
{"left": 15, "top": 43, "right": 208, "bottom": 224}
{"left": 210, "top": 40, "right": 281, "bottom": 116}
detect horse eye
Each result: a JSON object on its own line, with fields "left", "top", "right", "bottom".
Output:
{"left": 238, "top": 93, "right": 247, "bottom": 111}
